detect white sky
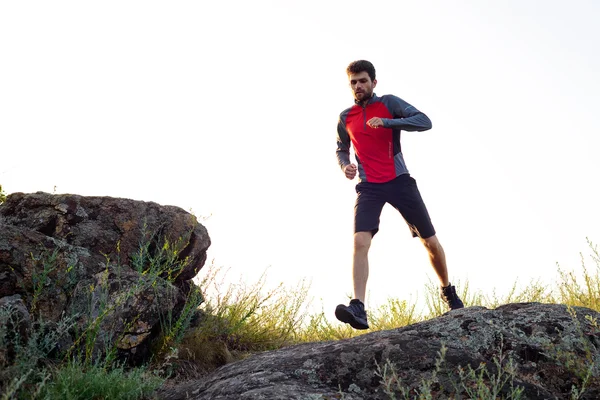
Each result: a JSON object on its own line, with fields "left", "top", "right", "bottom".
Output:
{"left": 2, "top": 1, "right": 600, "bottom": 316}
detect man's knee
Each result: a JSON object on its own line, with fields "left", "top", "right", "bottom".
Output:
{"left": 421, "top": 234, "right": 441, "bottom": 250}
{"left": 354, "top": 231, "right": 372, "bottom": 253}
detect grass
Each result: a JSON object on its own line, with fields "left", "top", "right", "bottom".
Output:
{"left": 38, "top": 361, "right": 163, "bottom": 400}
{"left": 557, "top": 238, "right": 600, "bottom": 310}
{"left": 1, "top": 235, "right": 600, "bottom": 398}
{"left": 172, "top": 264, "right": 312, "bottom": 370}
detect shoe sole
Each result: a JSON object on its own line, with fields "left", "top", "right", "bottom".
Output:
{"left": 335, "top": 306, "right": 369, "bottom": 330}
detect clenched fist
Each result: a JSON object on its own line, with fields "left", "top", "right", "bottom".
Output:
{"left": 367, "top": 117, "right": 384, "bottom": 128}
{"left": 344, "top": 164, "right": 357, "bottom": 180}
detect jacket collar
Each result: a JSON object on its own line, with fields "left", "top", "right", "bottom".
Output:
{"left": 354, "top": 93, "right": 377, "bottom": 107}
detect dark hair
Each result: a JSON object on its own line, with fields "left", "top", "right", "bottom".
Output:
{"left": 346, "top": 60, "right": 376, "bottom": 81}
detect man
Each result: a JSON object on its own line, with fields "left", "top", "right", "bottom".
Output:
{"left": 335, "top": 60, "right": 464, "bottom": 330}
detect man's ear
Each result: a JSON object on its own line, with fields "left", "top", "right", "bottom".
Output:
{"left": 373, "top": 79, "right": 377, "bottom": 88}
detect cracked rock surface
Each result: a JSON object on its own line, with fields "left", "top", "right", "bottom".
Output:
{"left": 160, "top": 303, "right": 600, "bottom": 400}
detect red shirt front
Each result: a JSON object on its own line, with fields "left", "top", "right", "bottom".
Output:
{"left": 336, "top": 94, "right": 433, "bottom": 183}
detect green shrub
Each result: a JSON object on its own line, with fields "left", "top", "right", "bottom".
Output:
{"left": 0, "top": 306, "right": 75, "bottom": 399}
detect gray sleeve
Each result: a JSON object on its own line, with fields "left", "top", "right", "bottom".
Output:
{"left": 336, "top": 117, "right": 351, "bottom": 170}
{"left": 381, "top": 95, "right": 432, "bottom": 131}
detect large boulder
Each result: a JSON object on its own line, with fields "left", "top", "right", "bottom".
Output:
{"left": 0, "top": 192, "right": 210, "bottom": 364}
{"left": 0, "top": 192, "right": 210, "bottom": 283}
{"left": 162, "top": 303, "right": 600, "bottom": 400}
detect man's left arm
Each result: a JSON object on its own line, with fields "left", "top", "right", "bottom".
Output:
{"left": 381, "top": 96, "right": 432, "bottom": 131}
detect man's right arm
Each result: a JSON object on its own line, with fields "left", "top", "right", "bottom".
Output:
{"left": 337, "top": 118, "right": 358, "bottom": 180}
{"left": 336, "top": 117, "right": 351, "bottom": 170}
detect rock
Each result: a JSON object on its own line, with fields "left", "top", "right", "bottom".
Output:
{"left": 0, "top": 192, "right": 210, "bottom": 283}
{"left": 164, "top": 303, "right": 600, "bottom": 400}
{"left": 0, "top": 222, "right": 98, "bottom": 321}
{"left": 0, "top": 192, "right": 210, "bottom": 365}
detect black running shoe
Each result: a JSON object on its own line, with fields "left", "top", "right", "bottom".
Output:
{"left": 335, "top": 299, "right": 369, "bottom": 330}
{"left": 441, "top": 284, "right": 464, "bottom": 310}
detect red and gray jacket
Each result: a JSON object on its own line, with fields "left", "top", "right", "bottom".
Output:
{"left": 336, "top": 93, "right": 432, "bottom": 183}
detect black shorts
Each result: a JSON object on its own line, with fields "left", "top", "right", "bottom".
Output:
{"left": 354, "top": 174, "right": 435, "bottom": 239}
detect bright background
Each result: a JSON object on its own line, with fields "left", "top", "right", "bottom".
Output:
{"left": 2, "top": 1, "right": 599, "bottom": 316}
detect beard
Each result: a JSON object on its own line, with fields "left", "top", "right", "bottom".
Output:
{"left": 354, "top": 89, "right": 373, "bottom": 102}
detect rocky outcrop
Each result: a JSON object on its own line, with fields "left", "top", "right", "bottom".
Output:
{"left": 0, "top": 192, "right": 210, "bottom": 283}
{"left": 162, "top": 303, "right": 600, "bottom": 400}
{"left": 0, "top": 192, "right": 210, "bottom": 364}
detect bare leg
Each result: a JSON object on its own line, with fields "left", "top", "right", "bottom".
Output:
{"left": 421, "top": 234, "right": 449, "bottom": 287}
{"left": 353, "top": 231, "right": 372, "bottom": 302}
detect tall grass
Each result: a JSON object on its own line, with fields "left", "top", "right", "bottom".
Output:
{"left": 176, "top": 239, "right": 600, "bottom": 353}
{"left": 183, "top": 265, "right": 311, "bottom": 350}
{"left": 556, "top": 238, "right": 600, "bottom": 310}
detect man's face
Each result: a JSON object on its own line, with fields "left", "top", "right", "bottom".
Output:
{"left": 348, "top": 71, "right": 377, "bottom": 102}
